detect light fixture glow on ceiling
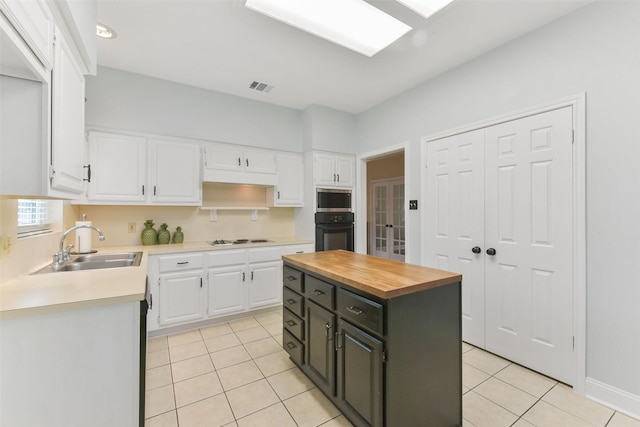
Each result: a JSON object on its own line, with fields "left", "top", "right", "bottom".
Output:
{"left": 244, "top": 0, "right": 412, "bottom": 57}
{"left": 96, "top": 23, "right": 117, "bottom": 39}
{"left": 396, "top": 0, "right": 454, "bottom": 20}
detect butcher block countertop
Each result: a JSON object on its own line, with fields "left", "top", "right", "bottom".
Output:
{"left": 282, "top": 250, "right": 462, "bottom": 299}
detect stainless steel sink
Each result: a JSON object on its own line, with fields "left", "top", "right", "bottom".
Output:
{"left": 33, "top": 252, "right": 143, "bottom": 274}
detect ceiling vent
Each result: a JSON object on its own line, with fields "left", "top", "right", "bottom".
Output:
{"left": 249, "top": 81, "right": 273, "bottom": 93}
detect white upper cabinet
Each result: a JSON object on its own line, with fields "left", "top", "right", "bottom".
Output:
{"left": 87, "top": 132, "right": 147, "bottom": 202}
{"left": 0, "top": 0, "right": 53, "bottom": 71}
{"left": 267, "top": 153, "right": 304, "bottom": 207}
{"left": 50, "top": 27, "right": 85, "bottom": 196}
{"left": 85, "top": 131, "right": 201, "bottom": 205}
{"left": 314, "top": 152, "right": 355, "bottom": 188}
{"left": 202, "top": 142, "right": 277, "bottom": 185}
{"left": 149, "top": 139, "right": 201, "bottom": 204}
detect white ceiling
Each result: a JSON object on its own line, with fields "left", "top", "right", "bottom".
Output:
{"left": 96, "top": 0, "right": 592, "bottom": 114}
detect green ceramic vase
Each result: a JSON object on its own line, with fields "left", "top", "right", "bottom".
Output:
{"left": 173, "top": 226, "right": 184, "bottom": 244}
{"left": 141, "top": 220, "right": 158, "bottom": 245}
{"left": 158, "top": 223, "right": 170, "bottom": 244}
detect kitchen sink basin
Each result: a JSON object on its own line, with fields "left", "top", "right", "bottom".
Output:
{"left": 33, "top": 252, "right": 143, "bottom": 274}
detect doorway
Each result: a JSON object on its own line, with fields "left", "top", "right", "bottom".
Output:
{"left": 365, "top": 152, "right": 405, "bottom": 261}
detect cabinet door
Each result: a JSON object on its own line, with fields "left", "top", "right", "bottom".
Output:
{"left": 248, "top": 260, "right": 282, "bottom": 309}
{"left": 50, "top": 28, "right": 84, "bottom": 195}
{"left": 336, "top": 320, "right": 383, "bottom": 427}
{"left": 150, "top": 139, "right": 201, "bottom": 204}
{"left": 158, "top": 271, "right": 204, "bottom": 326}
{"left": 0, "top": 0, "right": 53, "bottom": 69}
{"left": 272, "top": 154, "right": 303, "bottom": 206}
{"left": 207, "top": 265, "right": 247, "bottom": 317}
{"left": 204, "top": 145, "right": 243, "bottom": 172}
{"left": 334, "top": 155, "right": 354, "bottom": 187}
{"left": 305, "top": 300, "right": 336, "bottom": 396}
{"left": 244, "top": 149, "right": 276, "bottom": 174}
{"left": 315, "top": 153, "right": 336, "bottom": 186}
{"left": 87, "top": 132, "right": 147, "bottom": 202}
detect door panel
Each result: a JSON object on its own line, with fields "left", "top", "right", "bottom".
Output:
{"left": 305, "top": 300, "right": 335, "bottom": 396}
{"left": 426, "top": 129, "right": 486, "bottom": 347}
{"left": 484, "top": 106, "right": 573, "bottom": 384}
{"left": 337, "top": 320, "right": 383, "bottom": 427}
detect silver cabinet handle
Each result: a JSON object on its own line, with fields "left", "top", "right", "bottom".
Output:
{"left": 346, "top": 306, "right": 363, "bottom": 315}
{"left": 286, "top": 319, "right": 296, "bottom": 327}
{"left": 325, "top": 322, "right": 333, "bottom": 340}
{"left": 177, "top": 261, "right": 189, "bottom": 265}
{"left": 286, "top": 341, "right": 296, "bottom": 350}
{"left": 312, "top": 289, "right": 324, "bottom": 296}
{"left": 286, "top": 298, "right": 296, "bottom": 305}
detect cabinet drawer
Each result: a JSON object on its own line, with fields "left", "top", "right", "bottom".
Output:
{"left": 158, "top": 253, "right": 204, "bottom": 272}
{"left": 283, "top": 287, "right": 304, "bottom": 318}
{"left": 283, "top": 266, "right": 304, "bottom": 293}
{"left": 306, "top": 276, "right": 334, "bottom": 309}
{"left": 207, "top": 249, "right": 246, "bottom": 267}
{"left": 248, "top": 247, "right": 281, "bottom": 263}
{"left": 337, "top": 289, "right": 384, "bottom": 336}
{"left": 283, "top": 329, "right": 304, "bottom": 366}
{"left": 283, "top": 308, "right": 304, "bottom": 341}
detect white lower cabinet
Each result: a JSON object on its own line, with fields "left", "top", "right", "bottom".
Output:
{"left": 158, "top": 270, "right": 205, "bottom": 326}
{"left": 207, "top": 249, "right": 248, "bottom": 317}
{"left": 149, "top": 247, "right": 284, "bottom": 332}
{"left": 248, "top": 260, "right": 282, "bottom": 308}
{"left": 148, "top": 252, "right": 205, "bottom": 330}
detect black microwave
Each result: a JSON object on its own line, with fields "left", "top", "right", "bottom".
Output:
{"left": 317, "top": 188, "right": 352, "bottom": 212}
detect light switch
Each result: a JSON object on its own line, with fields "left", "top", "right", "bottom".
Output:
{"left": 409, "top": 200, "right": 418, "bottom": 210}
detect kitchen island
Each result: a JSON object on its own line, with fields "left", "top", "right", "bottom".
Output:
{"left": 282, "top": 250, "right": 462, "bottom": 427}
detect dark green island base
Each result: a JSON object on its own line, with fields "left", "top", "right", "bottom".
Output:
{"left": 281, "top": 250, "right": 462, "bottom": 427}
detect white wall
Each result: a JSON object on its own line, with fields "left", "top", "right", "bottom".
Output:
{"left": 85, "top": 66, "right": 303, "bottom": 152}
{"left": 356, "top": 0, "right": 640, "bottom": 415}
{"left": 302, "top": 104, "right": 357, "bottom": 153}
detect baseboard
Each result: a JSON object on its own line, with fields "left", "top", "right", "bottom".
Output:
{"left": 585, "top": 377, "right": 640, "bottom": 420}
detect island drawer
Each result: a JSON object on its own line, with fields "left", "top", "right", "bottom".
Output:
{"left": 283, "top": 308, "right": 304, "bottom": 341}
{"left": 337, "top": 288, "right": 384, "bottom": 336}
{"left": 306, "top": 276, "right": 334, "bottom": 309}
{"left": 158, "top": 253, "right": 204, "bottom": 272}
{"left": 283, "top": 287, "right": 304, "bottom": 317}
{"left": 283, "top": 329, "right": 304, "bottom": 366}
{"left": 283, "top": 266, "right": 304, "bottom": 293}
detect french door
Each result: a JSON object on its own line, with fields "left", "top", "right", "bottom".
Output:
{"left": 425, "top": 107, "right": 574, "bottom": 384}
{"left": 370, "top": 178, "right": 405, "bottom": 261}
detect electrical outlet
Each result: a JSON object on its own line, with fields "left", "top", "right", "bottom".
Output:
{"left": 0, "top": 235, "right": 12, "bottom": 258}
{"left": 128, "top": 222, "right": 137, "bottom": 233}
{"left": 251, "top": 210, "right": 258, "bottom": 221}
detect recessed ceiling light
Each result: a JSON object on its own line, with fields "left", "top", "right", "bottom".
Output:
{"left": 396, "top": 0, "right": 454, "bottom": 20}
{"left": 96, "top": 23, "right": 117, "bottom": 39}
{"left": 245, "top": 0, "right": 412, "bottom": 57}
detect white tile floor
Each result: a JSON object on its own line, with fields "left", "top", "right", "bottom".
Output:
{"left": 145, "top": 310, "right": 640, "bottom": 427}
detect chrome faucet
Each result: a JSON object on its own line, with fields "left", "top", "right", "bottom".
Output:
{"left": 54, "top": 225, "right": 106, "bottom": 266}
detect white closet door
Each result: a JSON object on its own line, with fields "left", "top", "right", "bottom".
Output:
{"left": 426, "top": 130, "right": 486, "bottom": 347}
{"left": 484, "top": 106, "right": 573, "bottom": 384}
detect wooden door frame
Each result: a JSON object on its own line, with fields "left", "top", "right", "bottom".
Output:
{"left": 420, "top": 93, "right": 586, "bottom": 394}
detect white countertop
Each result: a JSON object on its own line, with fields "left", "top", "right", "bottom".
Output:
{"left": 0, "top": 237, "right": 312, "bottom": 320}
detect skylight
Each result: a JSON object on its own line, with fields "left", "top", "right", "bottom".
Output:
{"left": 244, "top": 0, "right": 412, "bottom": 57}
{"left": 396, "top": 0, "right": 454, "bottom": 19}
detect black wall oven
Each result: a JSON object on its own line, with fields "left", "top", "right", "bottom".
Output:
{"left": 316, "top": 188, "right": 352, "bottom": 212}
{"left": 315, "top": 212, "right": 354, "bottom": 252}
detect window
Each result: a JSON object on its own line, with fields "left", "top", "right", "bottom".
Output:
{"left": 17, "top": 199, "right": 56, "bottom": 237}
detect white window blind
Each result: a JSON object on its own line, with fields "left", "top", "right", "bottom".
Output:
{"left": 17, "top": 199, "right": 53, "bottom": 236}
